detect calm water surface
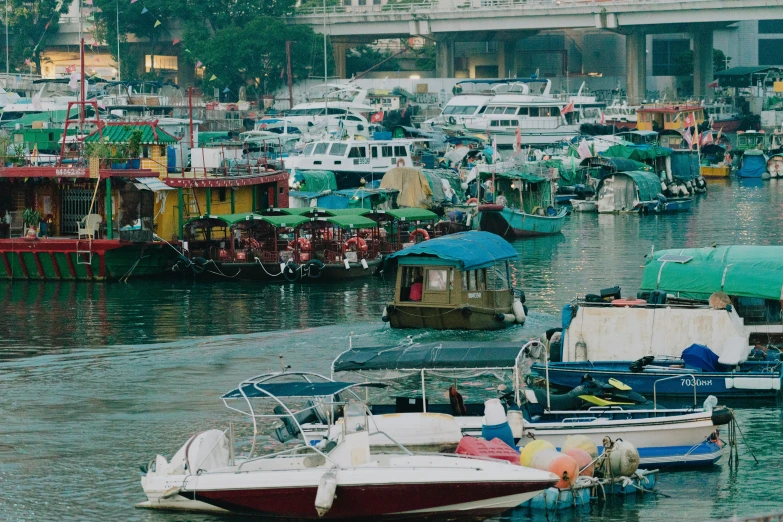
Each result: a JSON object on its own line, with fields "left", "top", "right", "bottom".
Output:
{"left": 1, "top": 180, "right": 782, "bottom": 521}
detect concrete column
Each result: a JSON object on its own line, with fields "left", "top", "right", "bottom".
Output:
{"left": 436, "top": 39, "right": 455, "bottom": 78}
{"left": 625, "top": 30, "right": 647, "bottom": 105}
{"left": 693, "top": 29, "right": 714, "bottom": 100}
{"left": 498, "top": 40, "right": 517, "bottom": 79}
{"left": 332, "top": 43, "right": 348, "bottom": 79}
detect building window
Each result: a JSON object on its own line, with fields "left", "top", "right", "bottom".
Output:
{"left": 759, "top": 40, "right": 783, "bottom": 65}
{"left": 145, "top": 55, "right": 178, "bottom": 72}
{"left": 759, "top": 20, "right": 783, "bottom": 34}
{"left": 142, "top": 146, "right": 149, "bottom": 158}
{"left": 652, "top": 39, "right": 690, "bottom": 76}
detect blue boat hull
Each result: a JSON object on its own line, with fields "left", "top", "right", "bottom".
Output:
{"left": 533, "top": 361, "right": 782, "bottom": 399}
{"left": 476, "top": 206, "right": 567, "bottom": 238}
{"left": 660, "top": 198, "right": 692, "bottom": 213}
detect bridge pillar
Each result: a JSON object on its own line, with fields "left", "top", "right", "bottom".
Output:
{"left": 333, "top": 42, "right": 349, "bottom": 79}
{"left": 625, "top": 30, "right": 647, "bottom": 105}
{"left": 497, "top": 40, "right": 517, "bottom": 79}
{"left": 693, "top": 29, "right": 714, "bottom": 100}
{"left": 436, "top": 39, "right": 455, "bottom": 79}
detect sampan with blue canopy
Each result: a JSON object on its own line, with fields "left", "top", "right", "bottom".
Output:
{"left": 383, "top": 231, "right": 526, "bottom": 330}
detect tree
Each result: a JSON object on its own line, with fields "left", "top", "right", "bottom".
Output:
{"left": 713, "top": 49, "right": 731, "bottom": 73}
{"left": 185, "top": 16, "right": 319, "bottom": 102}
{"left": 346, "top": 45, "right": 400, "bottom": 78}
{"left": 3, "top": 0, "right": 68, "bottom": 73}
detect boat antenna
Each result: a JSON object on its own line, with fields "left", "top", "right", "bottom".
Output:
{"left": 279, "top": 355, "right": 290, "bottom": 373}
{"left": 349, "top": 331, "right": 354, "bottom": 349}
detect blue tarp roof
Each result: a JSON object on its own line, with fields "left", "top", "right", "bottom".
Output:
{"left": 333, "top": 342, "right": 528, "bottom": 372}
{"left": 387, "top": 231, "right": 518, "bottom": 270}
{"left": 222, "top": 381, "right": 385, "bottom": 399}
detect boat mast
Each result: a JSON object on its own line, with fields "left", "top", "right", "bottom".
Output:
{"left": 323, "top": 0, "right": 327, "bottom": 133}
{"left": 116, "top": 0, "right": 121, "bottom": 81}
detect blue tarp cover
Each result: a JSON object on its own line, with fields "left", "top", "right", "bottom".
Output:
{"left": 222, "top": 381, "right": 385, "bottom": 399}
{"left": 387, "top": 231, "right": 518, "bottom": 270}
{"left": 681, "top": 344, "right": 727, "bottom": 372}
{"left": 738, "top": 154, "right": 767, "bottom": 178}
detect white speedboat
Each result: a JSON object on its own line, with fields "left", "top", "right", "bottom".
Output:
{"left": 570, "top": 199, "right": 597, "bottom": 212}
{"left": 283, "top": 84, "right": 375, "bottom": 138}
{"left": 327, "top": 341, "right": 732, "bottom": 469}
{"left": 138, "top": 372, "right": 558, "bottom": 517}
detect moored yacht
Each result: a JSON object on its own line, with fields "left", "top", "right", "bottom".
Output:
{"left": 283, "top": 84, "right": 375, "bottom": 138}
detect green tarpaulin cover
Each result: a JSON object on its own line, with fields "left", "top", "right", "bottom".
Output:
{"left": 293, "top": 170, "right": 337, "bottom": 193}
{"left": 603, "top": 144, "right": 672, "bottom": 162}
{"left": 641, "top": 246, "right": 783, "bottom": 301}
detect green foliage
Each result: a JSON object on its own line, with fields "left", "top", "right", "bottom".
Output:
{"left": 713, "top": 49, "right": 731, "bottom": 73}
{"left": 3, "top": 0, "right": 68, "bottom": 72}
{"left": 128, "top": 129, "right": 143, "bottom": 158}
{"left": 346, "top": 45, "right": 400, "bottom": 77}
{"left": 85, "top": 142, "right": 112, "bottom": 159}
{"left": 22, "top": 208, "right": 42, "bottom": 227}
{"left": 9, "top": 144, "right": 25, "bottom": 166}
{"left": 414, "top": 42, "right": 436, "bottom": 71}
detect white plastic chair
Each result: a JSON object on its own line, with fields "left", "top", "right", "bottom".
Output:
{"left": 78, "top": 214, "right": 102, "bottom": 239}
{"left": 7, "top": 211, "right": 23, "bottom": 237}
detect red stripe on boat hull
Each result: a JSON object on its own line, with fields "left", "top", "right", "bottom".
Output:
{"left": 191, "top": 481, "right": 552, "bottom": 520}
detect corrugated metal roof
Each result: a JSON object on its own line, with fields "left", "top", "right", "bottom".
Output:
{"left": 84, "top": 123, "right": 178, "bottom": 144}
{"left": 715, "top": 66, "right": 783, "bottom": 77}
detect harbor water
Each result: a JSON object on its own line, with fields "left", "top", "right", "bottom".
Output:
{"left": 1, "top": 179, "right": 783, "bottom": 521}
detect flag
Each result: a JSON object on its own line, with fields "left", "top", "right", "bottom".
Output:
{"left": 223, "top": 87, "right": 230, "bottom": 93}
{"left": 701, "top": 131, "right": 713, "bottom": 146}
{"left": 600, "top": 111, "right": 605, "bottom": 125}
{"left": 683, "top": 127, "right": 693, "bottom": 149}
{"left": 24, "top": 58, "right": 31, "bottom": 66}
{"left": 32, "top": 94, "right": 42, "bottom": 110}
{"left": 370, "top": 110, "right": 384, "bottom": 123}
{"left": 84, "top": 0, "right": 93, "bottom": 4}
{"left": 98, "top": 99, "right": 106, "bottom": 109}
{"left": 577, "top": 138, "right": 592, "bottom": 159}
{"left": 716, "top": 127, "right": 723, "bottom": 142}
{"left": 154, "top": 20, "right": 161, "bottom": 27}
{"left": 196, "top": 60, "right": 203, "bottom": 68}
{"left": 561, "top": 100, "right": 575, "bottom": 115}
{"left": 45, "top": 21, "right": 51, "bottom": 30}
{"left": 708, "top": 80, "right": 719, "bottom": 89}
{"left": 131, "top": 0, "right": 138, "bottom": 3}
{"left": 172, "top": 38, "right": 180, "bottom": 45}
{"left": 209, "top": 74, "right": 217, "bottom": 81}
{"left": 141, "top": 7, "right": 148, "bottom": 13}
{"left": 514, "top": 123, "right": 521, "bottom": 153}
{"left": 65, "top": 64, "right": 76, "bottom": 73}
{"left": 492, "top": 137, "right": 498, "bottom": 160}
{"left": 683, "top": 112, "right": 695, "bottom": 128}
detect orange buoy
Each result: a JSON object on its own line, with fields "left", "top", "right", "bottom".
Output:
{"left": 530, "top": 449, "right": 579, "bottom": 489}
{"left": 519, "top": 439, "right": 555, "bottom": 467}
{"left": 563, "top": 447, "right": 594, "bottom": 477}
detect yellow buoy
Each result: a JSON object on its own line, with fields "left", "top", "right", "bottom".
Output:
{"left": 519, "top": 439, "right": 555, "bottom": 467}
{"left": 562, "top": 435, "right": 599, "bottom": 460}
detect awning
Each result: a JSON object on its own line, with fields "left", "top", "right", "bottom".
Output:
{"left": 325, "top": 215, "right": 378, "bottom": 229}
{"left": 387, "top": 231, "right": 517, "bottom": 270}
{"left": 370, "top": 208, "right": 438, "bottom": 221}
{"left": 222, "top": 381, "right": 386, "bottom": 399}
{"left": 333, "top": 342, "right": 528, "bottom": 372}
{"left": 137, "top": 177, "right": 175, "bottom": 191}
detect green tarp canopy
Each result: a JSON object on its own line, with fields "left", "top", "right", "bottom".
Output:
{"left": 479, "top": 169, "right": 546, "bottom": 183}
{"left": 292, "top": 170, "right": 337, "bottom": 193}
{"left": 544, "top": 158, "right": 582, "bottom": 184}
{"left": 378, "top": 208, "right": 438, "bottom": 221}
{"left": 184, "top": 213, "right": 262, "bottom": 227}
{"left": 329, "top": 208, "right": 372, "bottom": 216}
{"left": 610, "top": 170, "right": 662, "bottom": 201}
{"left": 325, "top": 215, "right": 378, "bottom": 229}
{"left": 641, "top": 246, "right": 783, "bottom": 301}
{"left": 603, "top": 144, "right": 672, "bottom": 162}
{"left": 260, "top": 215, "right": 310, "bottom": 228}
{"left": 278, "top": 207, "right": 336, "bottom": 216}
{"left": 421, "top": 169, "right": 465, "bottom": 203}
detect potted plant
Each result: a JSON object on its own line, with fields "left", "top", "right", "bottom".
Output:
{"left": 85, "top": 142, "right": 112, "bottom": 168}
{"left": 22, "top": 208, "right": 42, "bottom": 238}
{"left": 112, "top": 144, "right": 129, "bottom": 170}
{"left": 127, "top": 129, "right": 143, "bottom": 169}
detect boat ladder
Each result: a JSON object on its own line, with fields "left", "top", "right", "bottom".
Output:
{"left": 182, "top": 188, "right": 201, "bottom": 219}
{"left": 76, "top": 238, "right": 93, "bottom": 265}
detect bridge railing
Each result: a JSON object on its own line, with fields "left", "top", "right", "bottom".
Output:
{"left": 292, "top": 0, "right": 707, "bottom": 17}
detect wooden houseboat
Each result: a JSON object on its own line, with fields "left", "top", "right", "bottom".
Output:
{"left": 636, "top": 105, "right": 705, "bottom": 132}
{"left": 382, "top": 231, "right": 526, "bottom": 330}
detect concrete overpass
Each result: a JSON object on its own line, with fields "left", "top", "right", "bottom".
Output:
{"left": 287, "top": 0, "right": 783, "bottom": 102}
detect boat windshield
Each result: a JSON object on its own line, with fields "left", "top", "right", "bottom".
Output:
{"left": 443, "top": 105, "right": 479, "bottom": 115}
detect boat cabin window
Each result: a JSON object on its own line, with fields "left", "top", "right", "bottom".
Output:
{"left": 346, "top": 115, "right": 362, "bottom": 122}
{"left": 307, "top": 108, "right": 324, "bottom": 116}
{"left": 504, "top": 107, "right": 518, "bottom": 115}
{"left": 326, "top": 108, "right": 346, "bottom": 115}
{"left": 461, "top": 269, "right": 487, "bottom": 292}
{"left": 399, "top": 267, "right": 424, "bottom": 301}
{"left": 394, "top": 145, "right": 407, "bottom": 156}
{"left": 371, "top": 146, "right": 378, "bottom": 158}
{"left": 329, "top": 143, "right": 347, "bottom": 156}
{"left": 348, "top": 146, "right": 367, "bottom": 158}
{"left": 529, "top": 107, "right": 539, "bottom": 117}
{"left": 426, "top": 269, "right": 450, "bottom": 291}
{"left": 303, "top": 143, "right": 315, "bottom": 155}
{"left": 381, "top": 146, "right": 393, "bottom": 157}
{"left": 313, "top": 143, "right": 329, "bottom": 155}
{"left": 518, "top": 107, "right": 529, "bottom": 116}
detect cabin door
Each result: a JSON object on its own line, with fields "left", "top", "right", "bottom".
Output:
{"left": 60, "top": 185, "right": 94, "bottom": 234}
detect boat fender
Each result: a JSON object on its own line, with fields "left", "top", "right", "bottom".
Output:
{"left": 497, "top": 313, "right": 515, "bottom": 323}
{"left": 465, "top": 213, "right": 472, "bottom": 227}
{"left": 710, "top": 405, "right": 733, "bottom": 426}
{"left": 314, "top": 471, "right": 338, "bottom": 517}
{"left": 306, "top": 259, "right": 324, "bottom": 279}
{"left": 523, "top": 304, "right": 528, "bottom": 316}
{"left": 283, "top": 262, "right": 300, "bottom": 282}
{"left": 608, "top": 439, "right": 640, "bottom": 477}
{"left": 448, "top": 116, "right": 457, "bottom": 125}
{"left": 512, "top": 298, "right": 526, "bottom": 324}
{"left": 461, "top": 306, "right": 472, "bottom": 318}
{"left": 360, "top": 258, "right": 369, "bottom": 269}
{"left": 466, "top": 197, "right": 479, "bottom": 206}
{"left": 279, "top": 262, "right": 286, "bottom": 275}
{"left": 397, "top": 158, "right": 405, "bottom": 168}
{"left": 545, "top": 205, "right": 557, "bottom": 217}
{"left": 386, "top": 304, "right": 396, "bottom": 314}
{"left": 515, "top": 289, "right": 526, "bottom": 303}
{"left": 343, "top": 258, "right": 351, "bottom": 270}
{"left": 381, "top": 307, "right": 390, "bottom": 322}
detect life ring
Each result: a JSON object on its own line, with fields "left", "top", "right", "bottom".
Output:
{"left": 247, "top": 238, "right": 261, "bottom": 249}
{"left": 306, "top": 259, "right": 324, "bottom": 279}
{"left": 448, "top": 116, "right": 457, "bottom": 125}
{"left": 466, "top": 198, "right": 479, "bottom": 206}
{"left": 410, "top": 228, "right": 430, "bottom": 242}
{"left": 287, "top": 237, "right": 311, "bottom": 252}
{"left": 322, "top": 228, "right": 333, "bottom": 241}
{"left": 283, "top": 262, "right": 300, "bottom": 282}
{"left": 396, "top": 158, "right": 405, "bottom": 168}
{"left": 611, "top": 298, "right": 647, "bottom": 307}
{"left": 344, "top": 236, "right": 368, "bottom": 253}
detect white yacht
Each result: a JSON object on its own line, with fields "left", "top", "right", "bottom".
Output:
{"left": 604, "top": 100, "right": 640, "bottom": 127}
{"left": 463, "top": 79, "right": 580, "bottom": 147}
{"left": 0, "top": 79, "right": 80, "bottom": 123}
{"left": 557, "top": 82, "right": 606, "bottom": 125}
{"left": 284, "top": 84, "right": 375, "bottom": 138}
{"left": 284, "top": 138, "right": 416, "bottom": 188}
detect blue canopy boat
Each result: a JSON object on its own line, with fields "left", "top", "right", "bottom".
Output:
{"left": 737, "top": 150, "right": 768, "bottom": 178}
{"left": 474, "top": 167, "right": 566, "bottom": 239}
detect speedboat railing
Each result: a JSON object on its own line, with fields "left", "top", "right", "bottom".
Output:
{"left": 653, "top": 373, "right": 698, "bottom": 410}
{"left": 237, "top": 443, "right": 342, "bottom": 472}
